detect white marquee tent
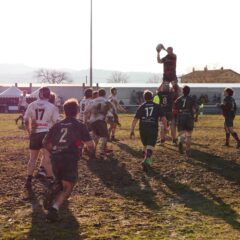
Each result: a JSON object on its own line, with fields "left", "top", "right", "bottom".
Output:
{"left": 29, "top": 88, "right": 40, "bottom": 98}
{"left": 0, "top": 86, "right": 22, "bottom": 98}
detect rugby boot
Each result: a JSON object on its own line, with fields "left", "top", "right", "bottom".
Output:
{"left": 172, "top": 139, "right": 178, "bottom": 146}
{"left": 158, "top": 139, "right": 165, "bottom": 146}
{"left": 36, "top": 167, "right": 47, "bottom": 178}
{"left": 24, "top": 176, "right": 32, "bottom": 189}
{"left": 142, "top": 158, "right": 152, "bottom": 172}
{"left": 111, "top": 136, "right": 120, "bottom": 142}
{"left": 46, "top": 207, "right": 59, "bottom": 222}
{"left": 185, "top": 149, "right": 192, "bottom": 158}
{"left": 178, "top": 141, "right": 184, "bottom": 154}
{"left": 223, "top": 142, "right": 230, "bottom": 147}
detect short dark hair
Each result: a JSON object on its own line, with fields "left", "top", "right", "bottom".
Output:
{"left": 63, "top": 98, "right": 79, "bottom": 117}
{"left": 98, "top": 89, "right": 106, "bottom": 97}
{"left": 144, "top": 90, "right": 153, "bottom": 101}
{"left": 183, "top": 85, "right": 190, "bottom": 96}
{"left": 111, "top": 87, "right": 117, "bottom": 94}
{"left": 224, "top": 88, "right": 234, "bottom": 96}
{"left": 39, "top": 87, "right": 50, "bottom": 99}
{"left": 84, "top": 88, "right": 93, "bottom": 98}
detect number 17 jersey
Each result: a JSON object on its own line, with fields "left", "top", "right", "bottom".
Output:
{"left": 24, "top": 99, "right": 59, "bottom": 133}
{"left": 135, "top": 101, "right": 165, "bottom": 129}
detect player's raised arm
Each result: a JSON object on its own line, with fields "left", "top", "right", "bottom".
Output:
{"left": 156, "top": 43, "right": 165, "bottom": 63}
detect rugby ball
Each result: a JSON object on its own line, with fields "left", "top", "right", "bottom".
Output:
{"left": 156, "top": 43, "right": 164, "bottom": 52}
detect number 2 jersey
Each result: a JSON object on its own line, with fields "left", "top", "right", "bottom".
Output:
{"left": 134, "top": 101, "right": 165, "bottom": 129}
{"left": 45, "top": 117, "right": 91, "bottom": 158}
{"left": 24, "top": 99, "right": 59, "bottom": 133}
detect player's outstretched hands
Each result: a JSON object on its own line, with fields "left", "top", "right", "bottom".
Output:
{"left": 130, "top": 130, "right": 135, "bottom": 139}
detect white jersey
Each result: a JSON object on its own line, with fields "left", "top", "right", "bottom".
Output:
{"left": 24, "top": 99, "right": 59, "bottom": 133}
{"left": 108, "top": 95, "right": 118, "bottom": 112}
{"left": 79, "top": 97, "right": 92, "bottom": 122}
{"left": 85, "top": 96, "right": 112, "bottom": 124}
{"left": 19, "top": 96, "right": 28, "bottom": 108}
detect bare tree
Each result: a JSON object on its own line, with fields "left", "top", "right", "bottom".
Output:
{"left": 147, "top": 74, "right": 161, "bottom": 83}
{"left": 36, "top": 69, "right": 72, "bottom": 84}
{"left": 107, "top": 71, "right": 128, "bottom": 83}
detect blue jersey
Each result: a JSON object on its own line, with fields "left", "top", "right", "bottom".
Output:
{"left": 45, "top": 117, "right": 91, "bottom": 157}
{"left": 135, "top": 101, "right": 165, "bottom": 129}
{"left": 221, "top": 96, "right": 237, "bottom": 117}
{"left": 175, "top": 95, "right": 196, "bottom": 116}
{"left": 158, "top": 92, "right": 173, "bottom": 112}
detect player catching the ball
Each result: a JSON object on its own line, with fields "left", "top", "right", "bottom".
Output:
{"left": 156, "top": 44, "right": 177, "bottom": 83}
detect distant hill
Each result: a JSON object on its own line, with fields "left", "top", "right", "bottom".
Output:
{"left": 0, "top": 64, "right": 162, "bottom": 85}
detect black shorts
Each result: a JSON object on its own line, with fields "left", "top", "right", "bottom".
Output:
{"left": 224, "top": 116, "right": 234, "bottom": 127}
{"left": 19, "top": 106, "right": 26, "bottom": 113}
{"left": 51, "top": 154, "right": 78, "bottom": 183}
{"left": 177, "top": 113, "right": 194, "bottom": 132}
{"left": 140, "top": 127, "right": 158, "bottom": 147}
{"left": 107, "top": 116, "right": 118, "bottom": 125}
{"left": 163, "top": 74, "right": 177, "bottom": 82}
{"left": 29, "top": 132, "right": 47, "bottom": 150}
{"left": 90, "top": 120, "right": 109, "bottom": 138}
{"left": 86, "top": 122, "right": 93, "bottom": 132}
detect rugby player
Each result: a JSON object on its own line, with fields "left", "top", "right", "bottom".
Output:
{"left": 174, "top": 86, "right": 196, "bottom": 156}
{"left": 170, "top": 81, "right": 182, "bottom": 144}
{"left": 154, "top": 83, "right": 175, "bottom": 145}
{"left": 107, "top": 88, "right": 126, "bottom": 142}
{"left": 15, "top": 90, "right": 28, "bottom": 125}
{"left": 36, "top": 92, "right": 60, "bottom": 178}
{"left": 84, "top": 89, "right": 114, "bottom": 158}
{"left": 157, "top": 46, "right": 177, "bottom": 83}
{"left": 218, "top": 88, "right": 240, "bottom": 148}
{"left": 43, "top": 98, "right": 95, "bottom": 222}
{"left": 24, "top": 87, "right": 59, "bottom": 189}
{"left": 130, "top": 90, "right": 167, "bottom": 171}
{"left": 79, "top": 88, "right": 93, "bottom": 123}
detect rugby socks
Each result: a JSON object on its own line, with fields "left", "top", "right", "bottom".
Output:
{"left": 186, "top": 136, "right": 192, "bottom": 151}
{"left": 99, "top": 137, "right": 107, "bottom": 154}
{"left": 27, "top": 175, "right": 33, "bottom": 181}
{"left": 144, "top": 149, "right": 153, "bottom": 165}
{"left": 146, "top": 149, "right": 153, "bottom": 159}
{"left": 231, "top": 132, "right": 240, "bottom": 143}
{"left": 25, "top": 175, "right": 32, "bottom": 188}
{"left": 225, "top": 133, "right": 230, "bottom": 145}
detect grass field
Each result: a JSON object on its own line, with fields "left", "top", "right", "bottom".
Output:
{"left": 1, "top": 114, "right": 240, "bottom": 240}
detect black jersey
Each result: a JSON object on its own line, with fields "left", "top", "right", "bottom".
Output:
{"left": 45, "top": 117, "right": 91, "bottom": 157}
{"left": 158, "top": 92, "right": 173, "bottom": 112}
{"left": 175, "top": 95, "right": 196, "bottom": 116}
{"left": 221, "top": 96, "right": 237, "bottom": 117}
{"left": 135, "top": 101, "right": 165, "bottom": 129}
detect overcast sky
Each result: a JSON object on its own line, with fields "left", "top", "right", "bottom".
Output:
{"left": 0, "top": 0, "right": 239, "bottom": 75}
